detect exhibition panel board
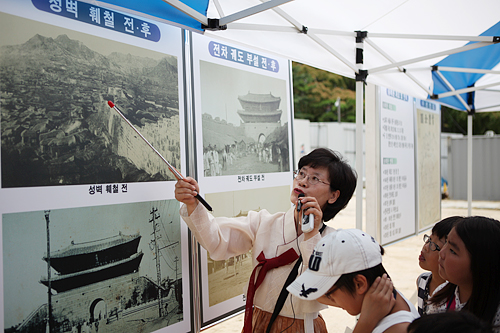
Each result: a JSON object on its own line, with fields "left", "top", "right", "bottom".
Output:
{"left": 374, "top": 86, "right": 441, "bottom": 245}
{"left": 415, "top": 99, "right": 441, "bottom": 231}
{"left": 190, "top": 32, "right": 294, "bottom": 327}
{"left": 0, "top": 1, "right": 296, "bottom": 332}
{"left": 0, "top": 1, "right": 191, "bottom": 332}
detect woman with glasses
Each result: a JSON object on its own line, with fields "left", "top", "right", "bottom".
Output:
{"left": 174, "top": 148, "right": 357, "bottom": 333}
{"left": 416, "top": 216, "right": 462, "bottom": 315}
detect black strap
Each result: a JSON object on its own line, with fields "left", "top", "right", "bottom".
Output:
{"left": 265, "top": 223, "right": 327, "bottom": 333}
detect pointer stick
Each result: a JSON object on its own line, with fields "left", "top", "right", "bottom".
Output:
{"left": 107, "top": 101, "right": 213, "bottom": 212}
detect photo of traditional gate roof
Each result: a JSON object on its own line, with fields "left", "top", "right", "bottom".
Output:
{"left": 237, "top": 92, "right": 282, "bottom": 123}
{"left": 40, "top": 232, "right": 143, "bottom": 293}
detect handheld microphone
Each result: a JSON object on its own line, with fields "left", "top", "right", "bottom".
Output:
{"left": 297, "top": 193, "right": 314, "bottom": 233}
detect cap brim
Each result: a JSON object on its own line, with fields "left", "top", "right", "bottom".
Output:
{"left": 287, "top": 269, "right": 341, "bottom": 301}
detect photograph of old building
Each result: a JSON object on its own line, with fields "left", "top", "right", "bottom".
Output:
{"left": 2, "top": 200, "right": 184, "bottom": 333}
{"left": 203, "top": 186, "right": 291, "bottom": 308}
{"left": 199, "top": 61, "right": 290, "bottom": 177}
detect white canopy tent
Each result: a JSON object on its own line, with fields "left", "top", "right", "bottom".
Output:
{"left": 90, "top": 1, "right": 499, "bottom": 330}
{"left": 96, "top": 0, "right": 500, "bottom": 223}
{"left": 201, "top": 0, "right": 499, "bottom": 222}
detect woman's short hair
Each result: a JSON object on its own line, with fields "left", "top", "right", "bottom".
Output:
{"left": 298, "top": 148, "right": 357, "bottom": 221}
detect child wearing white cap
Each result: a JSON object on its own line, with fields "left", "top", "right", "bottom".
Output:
{"left": 288, "top": 229, "right": 419, "bottom": 333}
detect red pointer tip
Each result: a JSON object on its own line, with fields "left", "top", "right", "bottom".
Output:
{"left": 107, "top": 101, "right": 115, "bottom": 108}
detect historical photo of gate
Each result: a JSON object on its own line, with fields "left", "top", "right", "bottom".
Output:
{"left": 201, "top": 186, "right": 291, "bottom": 322}
{"left": 0, "top": 12, "right": 182, "bottom": 188}
{"left": 199, "top": 61, "right": 290, "bottom": 177}
{"left": 2, "top": 199, "right": 185, "bottom": 333}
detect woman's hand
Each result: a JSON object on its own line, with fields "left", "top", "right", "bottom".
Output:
{"left": 175, "top": 177, "right": 200, "bottom": 215}
{"left": 298, "top": 196, "right": 323, "bottom": 239}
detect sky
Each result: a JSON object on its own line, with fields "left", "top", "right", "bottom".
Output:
{"left": 0, "top": 11, "right": 168, "bottom": 60}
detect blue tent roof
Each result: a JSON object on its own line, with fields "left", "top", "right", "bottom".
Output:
{"left": 97, "top": 0, "right": 209, "bottom": 32}
{"left": 431, "top": 21, "right": 500, "bottom": 111}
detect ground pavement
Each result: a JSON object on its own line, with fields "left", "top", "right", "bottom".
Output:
{"left": 202, "top": 197, "right": 500, "bottom": 333}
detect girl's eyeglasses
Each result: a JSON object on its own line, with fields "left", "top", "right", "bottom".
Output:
{"left": 423, "top": 234, "right": 441, "bottom": 252}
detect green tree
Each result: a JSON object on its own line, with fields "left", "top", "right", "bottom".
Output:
{"left": 441, "top": 106, "right": 500, "bottom": 135}
{"left": 293, "top": 62, "right": 500, "bottom": 134}
{"left": 292, "top": 62, "right": 356, "bottom": 122}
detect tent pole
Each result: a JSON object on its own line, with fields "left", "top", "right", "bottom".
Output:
{"left": 219, "top": 0, "right": 293, "bottom": 26}
{"left": 356, "top": 81, "right": 364, "bottom": 230}
{"left": 467, "top": 114, "right": 473, "bottom": 216}
{"left": 435, "top": 81, "right": 500, "bottom": 99}
{"left": 369, "top": 42, "right": 491, "bottom": 74}
{"left": 355, "top": 31, "right": 366, "bottom": 230}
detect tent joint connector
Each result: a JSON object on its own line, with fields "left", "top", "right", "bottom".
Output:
{"left": 355, "top": 69, "right": 368, "bottom": 83}
{"left": 493, "top": 36, "right": 500, "bottom": 43}
{"left": 355, "top": 31, "right": 367, "bottom": 43}
{"left": 430, "top": 94, "right": 438, "bottom": 100}
{"left": 203, "top": 18, "right": 227, "bottom": 31}
{"left": 301, "top": 25, "right": 308, "bottom": 34}
{"left": 431, "top": 65, "right": 438, "bottom": 72}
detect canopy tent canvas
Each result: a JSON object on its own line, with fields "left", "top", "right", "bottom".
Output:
{"left": 91, "top": 0, "right": 500, "bottom": 224}
{"left": 432, "top": 21, "right": 500, "bottom": 113}
{"left": 430, "top": 21, "right": 500, "bottom": 215}
{"left": 91, "top": 0, "right": 500, "bottom": 105}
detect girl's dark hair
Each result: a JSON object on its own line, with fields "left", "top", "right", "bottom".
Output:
{"left": 408, "top": 311, "right": 493, "bottom": 333}
{"left": 333, "top": 263, "right": 388, "bottom": 296}
{"left": 453, "top": 216, "right": 500, "bottom": 326}
{"left": 428, "top": 216, "right": 463, "bottom": 306}
{"left": 298, "top": 148, "right": 357, "bottom": 221}
{"left": 432, "top": 215, "right": 463, "bottom": 239}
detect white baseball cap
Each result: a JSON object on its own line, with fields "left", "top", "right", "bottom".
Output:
{"left": 287, "top": 228, "right": 382, "bottom": 300}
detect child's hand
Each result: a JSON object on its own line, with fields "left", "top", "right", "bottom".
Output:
{"left": 362, "top": 274, "right": 395, "bottom": 317}
{"left": 353, "top": 274, "right": 395, "bottom": 333}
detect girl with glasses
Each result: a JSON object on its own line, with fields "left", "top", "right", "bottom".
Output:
{"left": 175, "top": 148, "right": 357, "bottom": 333}
{"left": 416, "top": 216, "right": 462, "bottom": 315}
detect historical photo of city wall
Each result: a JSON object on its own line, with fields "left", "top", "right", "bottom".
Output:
{"left": 2, "top": 199, "right": 184, "bottom": 333}
{"left": 203, "top": 186, "right": 291, "bottom": 310}
{"left": 0, "top": 12, "right": 181, "bottom": 188}
{"left": 199, "top": 61, "right": 290, "bottom": 177}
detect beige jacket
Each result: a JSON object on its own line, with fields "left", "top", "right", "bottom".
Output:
{"left": 180, "top": 203, "right": 335, "bottom": 319}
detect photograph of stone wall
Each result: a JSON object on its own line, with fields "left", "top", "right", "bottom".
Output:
{"left": 0, "top": 12, "right": 181, "bottom": 188}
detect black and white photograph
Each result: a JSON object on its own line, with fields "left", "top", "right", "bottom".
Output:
{"left": 199, "top": 61, "right": 290, "bottom": 177}
{"left": 2, "top": 199, "right": 185, "bottom": 333}
{"left": 0, "top": 12, "right": 182, "bottom": 188}
{"left": 201, "top": 186, "right": 291, "bottom": 321}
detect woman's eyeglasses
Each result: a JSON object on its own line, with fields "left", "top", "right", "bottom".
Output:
{"left": 294, "top": 169, "right": 330, "bottom": 186}
{"left": 423, "top": 234, "right": 441, "bottom": 252}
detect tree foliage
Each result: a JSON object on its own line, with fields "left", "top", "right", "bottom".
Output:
{"left": 292, "top": 62, "right": 356, "bottom": 123}
{"left": 293, "top": 62, "right": 500, "bottom": 135}
{"left": 441, "top": 106, "right": 500, "bottom": 135}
